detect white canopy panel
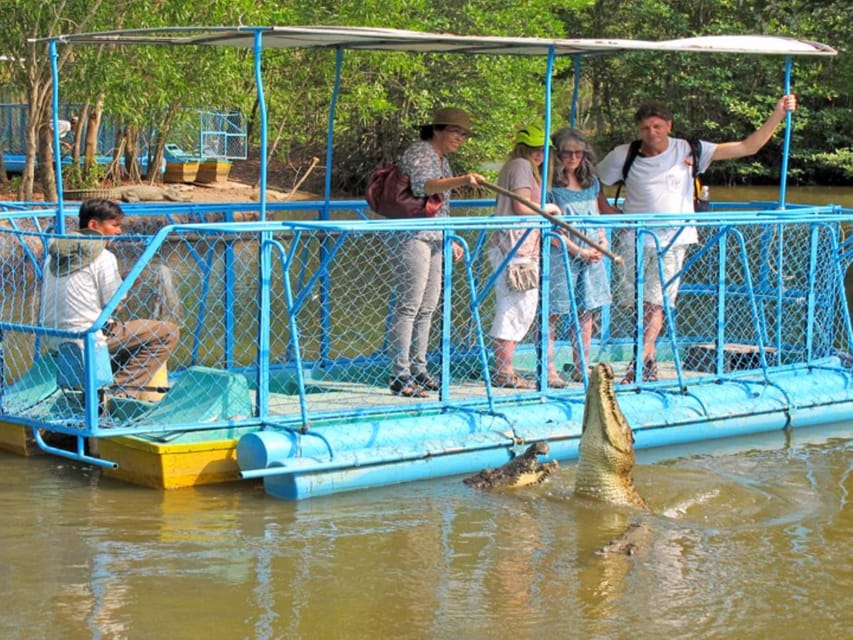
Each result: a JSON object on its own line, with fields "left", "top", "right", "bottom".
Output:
{"left": 35, "top": 26, "right": 836, "bottom": 57}
{"left": 656, "top": 35, "right": 837, "bottom": 55}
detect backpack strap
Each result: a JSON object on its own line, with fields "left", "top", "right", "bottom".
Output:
{"left": 687, "top": 137, "right": 705, "bottom": 205}
{"left": 613, "top": 139, "right": 642, "bottom": 208}
{"left": 621, "top": 139, "right": 643, "bottom": 181}
{"left": 687, "top": 137, "right": 702, "bottom": 178}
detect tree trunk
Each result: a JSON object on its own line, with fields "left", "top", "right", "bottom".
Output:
{"left": 19, "top": 87, "right": 42, "bottom": 201}
{"left": 83, "top": 94, "right": 104, "bottom": 178}
{"left": 38, "top": 121, "right": 58, "bottom": 202}
{"left": 148, "top": 141, "right": 165, "bottom": 185}
{"left": 148, "top": 102, "right": 181, "bottom": 185}
{"left": 123, "top": 124, "right": 142, "bottom": 182}
{"left": 71, "top": 103, "right": 88, "bottom": 164}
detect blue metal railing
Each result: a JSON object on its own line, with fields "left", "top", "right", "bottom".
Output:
{"left": 1, "top": 201, "right": 850, "bottom": 457}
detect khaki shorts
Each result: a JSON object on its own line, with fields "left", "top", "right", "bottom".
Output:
{"left": 612, "top": 231, "right": 688, "bottom": 308}
{"left": 642, "top": 245, "right": 686, "bottom": 307}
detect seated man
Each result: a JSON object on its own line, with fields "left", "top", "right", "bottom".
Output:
{"left": 40, "top": 199, "right": 180, "bottom": 399}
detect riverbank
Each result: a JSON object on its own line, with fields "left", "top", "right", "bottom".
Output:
{"left": 0, "top": 154, "right": 323, "bottom": 204}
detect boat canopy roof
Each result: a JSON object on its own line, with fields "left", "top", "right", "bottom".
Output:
{"left": 33, "top": 26, "right": 836, "bottom": 57}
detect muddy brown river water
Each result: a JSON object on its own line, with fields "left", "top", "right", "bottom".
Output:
{"left": 1, "top": 423, "right": 850, "bottom": 640}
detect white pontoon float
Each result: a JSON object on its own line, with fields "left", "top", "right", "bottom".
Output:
{"left": 1, "top": 27, "right": 848, "bottom": 498}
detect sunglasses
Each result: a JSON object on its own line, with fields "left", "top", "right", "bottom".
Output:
{"left": 445, "top": 126, "right": 471, "bottom": 139}
{"left": 558, "top": 149, "right": 585, "bottom": 160}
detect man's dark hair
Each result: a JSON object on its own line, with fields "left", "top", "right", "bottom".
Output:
{"left": 634, "top": 101, "right": 673, "bottom": 123}
{"left": 78, "top": 198, "right": 123, "bottom": 229}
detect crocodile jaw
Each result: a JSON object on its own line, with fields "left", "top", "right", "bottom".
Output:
{"left": 574, "top": 363, "right": 648, "bottom": 509}
{"left": 504, "top": 460, "right": 559, "bottom": 488}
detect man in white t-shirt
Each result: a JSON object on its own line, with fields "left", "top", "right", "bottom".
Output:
{"left": 40, "top": 199, "right": 180, "bottom": 399}
{"left": 597, "top": 95, "right": 797, "bottom": 383}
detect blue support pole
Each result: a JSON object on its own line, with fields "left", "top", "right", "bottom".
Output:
{"left": 440, "top": 235, "right": 454, "bottom": 402}
{"left": 317, "top": 48, "right": 344, "bottom": 364}
{"left": 323, "top": 49, "right": 344, "bottom": 218}
{"left": 256, "top": 231, "right": 273, "bottom": 419}
{"left": 537, "top": 45, "right": 557, "bottom": 388}
{"left": 254, "top": 30, "right": 268, "bottom": 221}
{"left": 778, "top": 56, "right": 793, "bottom": 209}
{"left": 715, "top": 233, "right": 727, "bottom": 373}
{"left": 270, "top": 235, "right": 311, "bottom": 424}
{"left": 49, "top": 39, "right": 65, "bottom": 231}
{"left": 541, "top": 46, "right": 555, "bottom": 206}
{"left": 33, "top": 429, "right": 116, "bottom": 469}
{"left": 773, "top": 224, "right": 785, "bottom": 357}
{"left": 805, "top": 225, "right": 819, "bottom": 361}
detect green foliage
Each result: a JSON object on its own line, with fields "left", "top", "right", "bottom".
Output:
{"left": 569, "top": 0, "right": 852, "bottom": 185}
{"left": 62, "top": 161, "right": 106, "bottom": 190}
{"left": 0, "top": 0, "right": 849, "bottom": 194}
{"left": 247, "top": 0, "right": 588, "bottom": 193}
{"left": 805, "top": 147, "right": 853, "bottom": 183}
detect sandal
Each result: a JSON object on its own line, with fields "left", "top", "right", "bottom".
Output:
{"left": 620, "top": 359, "right": 658, "bottom": 384}
{"left": 620, "top": 361, "right": 636, "bottom": 385}
{"left": 548, "top": 375, "right": 568, "bottom": 389}
{"left": 413, "top": 371, "right": 440, "bottom": 391}
{"left": 569, "top": 368, "right": 586, "bottom": 383}
{"left": 491, "top": 371, "right": 535, "bottom": 389}
{"left": 642, "top": 358, "right": 658, "bottom": 382}
{"left": 390, "top": 376, "right": 429, "bottom": 398}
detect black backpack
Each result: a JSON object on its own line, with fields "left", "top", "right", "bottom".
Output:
{"left": 614, "top": 138, "right": 709, "bottom": 212}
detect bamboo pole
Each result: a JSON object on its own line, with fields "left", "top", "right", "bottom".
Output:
{"left": 477, "top": 179, "right": 623, "bottom": 264}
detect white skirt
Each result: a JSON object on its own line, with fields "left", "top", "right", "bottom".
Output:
{"left": 487, "top": 246, "right": 540, "bottom": 342}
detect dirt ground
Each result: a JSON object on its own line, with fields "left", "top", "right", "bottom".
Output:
{"left": 0, "top": 155, "right": 324, "bottom": 203}
{"left": 181, "top": 155, "right": 323, "bottom": 202}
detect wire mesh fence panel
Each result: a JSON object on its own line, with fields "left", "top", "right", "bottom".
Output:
{"left": 1, "top": 207, "right": 850, "bottom": 440}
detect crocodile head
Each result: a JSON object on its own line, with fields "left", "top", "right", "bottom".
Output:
{"left": 464, "top": 441, "right": 558, "bottom": 489}
{"left": 574, "top": 362, "right": 648, "bottom": 509}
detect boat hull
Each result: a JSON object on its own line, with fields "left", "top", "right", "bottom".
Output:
{"left": 238, "top": 362, "right": 853, "bottom": 499}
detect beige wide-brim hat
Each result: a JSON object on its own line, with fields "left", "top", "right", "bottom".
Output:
{"left": 428, "top": 107, "right": 474, "bottom": 135}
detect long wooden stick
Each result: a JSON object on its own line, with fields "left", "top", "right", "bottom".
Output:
{"left": 286, "top": 156, "right": 319, "bottom": 200}
{"left": 478, "top": 179, "right": 623, "bottom": 264}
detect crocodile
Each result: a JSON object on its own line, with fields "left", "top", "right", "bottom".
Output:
{"left": 462, "top": 362, "right": 647, "bottom": 511}
{"left": 465, "top": 364, "right": 649, "bottom": 555}
{"left": 463, "top": 441, "right": 558, "bottom": 489}
{"left": 71, "top": 184, "right": 191, "bottom": 203}
{"left": 574, "top": 361, "right": 648, "bottom": 510}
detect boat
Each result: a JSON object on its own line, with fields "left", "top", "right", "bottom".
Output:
{"left": 162, "top": 143, "right": 200, "bottom": 183}
{"left": 194, "top": 158, "right": 231, "bottom": 183}
{"left": 1, "top": 26, "right": 849, "bottom": 499}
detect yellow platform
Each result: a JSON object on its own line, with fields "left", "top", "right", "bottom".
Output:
{"left": 1, "top": 423, "right": 244, "bottom": 490}
{"left": 164, "top": 161, "right": 199, "bottom": 183}
{"left": 2, "top": 366, "right": 254, "bottom": 489}
{"left": 195, "top": 159, "right": 232, "bottom": 183}
{"left": 99, "top": 435, "right": 242, "bottom": 489}
{"left": 0, "top": 420, "right": 41, "bottom": 457}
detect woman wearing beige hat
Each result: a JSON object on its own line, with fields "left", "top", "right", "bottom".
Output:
{"left": 387, "top": 107, "right": 484, "bottom": 397}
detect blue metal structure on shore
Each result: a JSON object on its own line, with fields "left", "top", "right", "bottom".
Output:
{"left": 1, "top": 103, "right": 246, "bottom": 176}
{"left": 1, "top": 26, "right": 848, "bottom": 499}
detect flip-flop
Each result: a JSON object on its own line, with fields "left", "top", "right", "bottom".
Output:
{"left": 390, "top": 377, "right": 429, "bottom": 398}
{"left": 413, "top": 372, "right": 440, "bottom": 391}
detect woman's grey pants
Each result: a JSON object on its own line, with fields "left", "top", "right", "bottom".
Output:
{"left": 387, "top": 236, "right": 443, "bottom": 380}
